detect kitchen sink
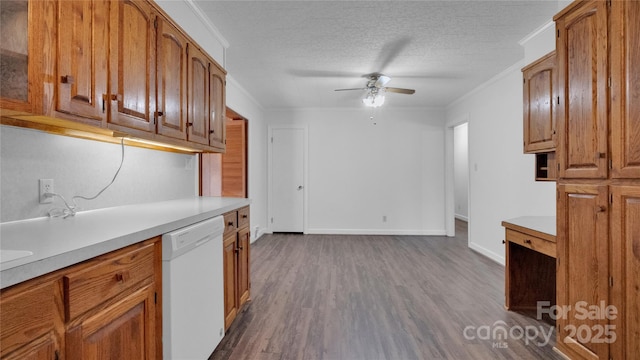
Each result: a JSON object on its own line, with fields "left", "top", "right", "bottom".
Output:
{"left": 0, "top": 249, "right": 33, "bottom": 263}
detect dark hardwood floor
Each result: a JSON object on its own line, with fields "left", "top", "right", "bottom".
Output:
{"left": 210, "top": 220, "right": 563, "bottom": 360}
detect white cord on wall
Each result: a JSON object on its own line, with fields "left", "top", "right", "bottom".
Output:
{"left": 46, "top": 137, "right": 126, "bottom": 218}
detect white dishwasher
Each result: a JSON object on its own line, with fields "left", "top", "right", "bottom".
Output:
{"left": 162, "top": 216, "right": 225, "bottom": 360}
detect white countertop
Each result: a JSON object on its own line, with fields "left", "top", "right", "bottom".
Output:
{"left": 0, "top": 196, "right": 250, "bottom": 289}
{"left": 501, "top": 216, "right": 556, "bottom": 237}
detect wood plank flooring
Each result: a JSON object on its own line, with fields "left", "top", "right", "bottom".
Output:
{"left": 210, "top": 221, "right": 563, "bottom": 360}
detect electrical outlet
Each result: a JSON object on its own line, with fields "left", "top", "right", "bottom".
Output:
{"left": 39, "top": 179, "right": 54, "bottom": 204}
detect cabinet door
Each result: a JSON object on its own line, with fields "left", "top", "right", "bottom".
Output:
{"left": 2, "top": 332, "right": 59, "bottom": 360}
{"left": 56, "top": 0, "right": 109, "bottom": 124}
{"left": 610, "top": 185, "right": 640, "bottom": 360}
{"left": 209, "top": 66, "right": 226, "bottom": 149}
{"left": 187, "top": 44, "right": 210, "bottom": 145}
{"left": 156, "top": 17, "right": 187, "bottom": 140}
{"left": 237, "top": 227, "right": 251, "bottom": 308}
{"left": 522, "top": 51, "right": 556, "bottom": 154}
{"left": 107, "top": 0, "right": 156, "bottom": 132}
{"left": 222, "top": 119, "right": 247, "bottom": 197}
{"left": 0, "top": 0, "right": 30, "bottom": 108}
{"left": 611, "top": 0, "right": 640, "bottom": 179}
{"left": 555, "top": 0, "right": 608, "bottom": 179}
{"left": 0, "top": 0, "right": 54, "bottom": 114}
{"left": 556, "top": 183, "right": 609, "bottom": 360}
{"left": 66, "top": 284, "right": 156, "bottom": 360}
{"left": 223, "top": 233, "right": 238, "bottom": 330}
{"left": 0, "top": 279, "right": 62, "bottom": 359}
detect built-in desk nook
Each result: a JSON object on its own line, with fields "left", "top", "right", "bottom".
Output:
{"left": 501, "top": 216, "right": 556, "bottom": 316}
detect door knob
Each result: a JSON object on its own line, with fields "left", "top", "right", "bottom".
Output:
{"left": 297, "top": 185, "right": 303, "bottom": 190}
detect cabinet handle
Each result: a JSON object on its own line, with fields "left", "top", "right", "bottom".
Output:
{"left": 228, "top": 221, "right": 234, "bottom": 226}
{"left": 61, "top": 75, "right": 74, "bottom": 84}
{"left": 502, "top": 240, "right": 506, "bottom": 244}
{"left": 209, "top": 130, "right": 215, "bottom": 134}
{"left": 598, "top": 152, "right": 607, "bottom": 159}
{"left": 187, "top": 122, "right": 193, "bottom": 127}
{"left": 238, "top": 245, "right": 244, "bottom": 250}
{"left": 596, "top": 206, "right": 606, "bottom": 213}
{"left": 114, "top": 272, "right": 127, "bottom": 282}
{"left": 524, "top": 239, "right": 532, "bottom": 244}
{"left": 242, "top": 214, "right": 248, "bottom": 219}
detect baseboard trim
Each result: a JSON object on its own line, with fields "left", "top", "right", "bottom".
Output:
{"left": 468, "top": 241, "right": 505, "bottom": 265}
{"left": 304, "top": 228, "right": 447, "bottom": 236}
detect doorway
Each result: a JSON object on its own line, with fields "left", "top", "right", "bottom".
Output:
{"left": 445, "top": 116, "right": 470, "bottom": 239}
{"left": 268, "top": 125, "right": 307, "bottom": 233}
{"left": 200, "top": 107, "right": 248, "bottom": 198}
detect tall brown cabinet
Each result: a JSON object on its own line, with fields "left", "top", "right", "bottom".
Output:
{"left": 553, "top": 1, "right": 639, "bottom": 359}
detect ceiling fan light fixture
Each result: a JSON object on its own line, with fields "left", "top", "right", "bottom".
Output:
{"left": 362, "top": 92, "right": 385, "bottom": 107}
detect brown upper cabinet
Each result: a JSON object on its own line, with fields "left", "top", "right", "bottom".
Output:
{"left": 555, "top": 0, "right": 608, "bottom": 179}
{"left": 187, "top": 44, "right": 210, "bottom": 145}
{"left": 0, "top": 0, "right": 226, "bottom": 153}
{"left": 209, "top": 63, "right": 226, "bottom": 150}
{"left": 610, "top": 0, "right": 640, "bottom": 179}
{"left": 156, "top": 16, "right": 188, "bottom": 141}
{"left": 0, "top": 0, "right": 53, "bottom": 115}
{"left": 522, "top": 51, "right": 556, "bottom": 154}
{"left": 56, "top": 0, "right": 109, "bottom": 125}
{"left": 107, "top": 0, "right": 157, "bottom": 133}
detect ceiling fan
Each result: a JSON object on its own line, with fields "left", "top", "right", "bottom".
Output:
{"left": 334, "top": 73, "right": 415, "bottom": 107}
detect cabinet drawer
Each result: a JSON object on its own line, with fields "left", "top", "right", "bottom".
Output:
{"left": 238, "top": 206, "right": 250, "bottom": 229}
{"left": 224, "top": 211, "right": 237, "bottom": 236}
{"left": 63, "top": 242, "right": 155, "bottom": 321}
{"left": 506, "top": 229, "right": 556, "bottom": 258}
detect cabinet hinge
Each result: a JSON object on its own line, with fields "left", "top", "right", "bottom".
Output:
{"left": 557, "top": 163, "right": 560, "bottom": 172}
{"left": 608, "top": 77, "right": 611, "bottom": 88}
{"left": 154, "top": 292, "right": 157, "bottom": 304}
{"left": 557, "top": 96, "right": 560, "bottom": 105}
{"left": 610, "top": 193, "right": 613, "bottom": 204}
{"left": 609, "top": 276, "right": 613, "bottom": 287}
{"left": 55, "top": 350, "right": 59, "bottom": 360}
{"left": 609, "top": 159, "right": 613, "bottom": 169}
{"left": 557, "top": 29, "right": 560, "bottom": 38}
{"left": 154, "top": 17, "right": 158, "bottom": 29}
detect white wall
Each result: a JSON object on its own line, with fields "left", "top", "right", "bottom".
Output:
{"left": 446, "top": 66, "right": 556, "bottom": 264}
{"left": 0, "top": 125, "right": 197, "bottom": 222}
{"left": 444, "top": 21, "right": 558, "bottom": 264}
{"left": 266, "top": 107, "right": 446, "bottom": 235}
{"left": 453, "top": 123, "right": 469, "bottom": 221}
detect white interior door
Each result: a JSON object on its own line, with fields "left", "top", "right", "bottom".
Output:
{"left": 271, "top": 128, "right": 304, "bottom": 232}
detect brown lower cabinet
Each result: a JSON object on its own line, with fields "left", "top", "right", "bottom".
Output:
{"left": 0, "top": 237, "right": 161, "bottom": 360}
{"left": 223, "top": 206, "right": 251, "bottom": 330}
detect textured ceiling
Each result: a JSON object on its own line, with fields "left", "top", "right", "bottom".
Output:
{"left": 195, "top": 1, "right": 560, "bottom": 109}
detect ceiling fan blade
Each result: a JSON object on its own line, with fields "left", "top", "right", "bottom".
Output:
{"left": 384, "top": 87, "right": 415, "bottom": 94}
{"left": 334, "top": 88, "right": 366, "bottom": 92}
